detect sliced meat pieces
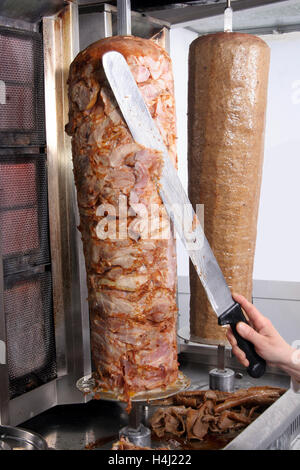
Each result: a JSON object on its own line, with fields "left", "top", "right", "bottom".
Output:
{"left": 186, "top": 402, "right": 213, "bottom": 440}
{"left": 150, "top": 386, "right": 285, "bottom": 441}
{"left": 214, "top": 386, "right": 285, "bottom": 413}
{"left": 112, "top": 437, "right": 151, "bottom": 450}
{"left": 112, "top": 436, "right": 169, "bottom": 450}
{"left": 151, "top": 406, "right": 187, "bottom": 438}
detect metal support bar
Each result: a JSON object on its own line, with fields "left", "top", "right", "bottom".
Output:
{"left": 43, "top": 1, "right": 91, "bottom": 404}
{"left": 117, "top": 0, "right": 131, "bottom": 36}
{"left": 0, "top": 231, "right": 10, "bottom": 424}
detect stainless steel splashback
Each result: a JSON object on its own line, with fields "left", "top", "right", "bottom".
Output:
{"left": 79, "top": 2, "right": 170, "bottom": 51}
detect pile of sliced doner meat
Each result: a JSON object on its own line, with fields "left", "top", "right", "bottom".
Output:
{"left": 112, "top": 386, "right": 285, "bottom": 450}
{"left": 150, "top": 386, "right": 286, "bottom": 441}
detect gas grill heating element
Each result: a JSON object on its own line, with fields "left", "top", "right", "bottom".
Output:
{"left": 4, "top": 271, "right": 56, "bottom": 399}
{"left": 0, "top": 27, "right": 45, "bottom": 147}
{"left": 0, "top": 25, "right": 57, "bottom": 400}
{"left": 0, "top": 155, "right": 50, "bottom": 276}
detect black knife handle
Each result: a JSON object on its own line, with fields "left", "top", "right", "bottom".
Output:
{"left": 218, "top": 302, "right": 266, "bottom": 378}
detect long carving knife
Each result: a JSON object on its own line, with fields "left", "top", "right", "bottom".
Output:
{"left": 102, "top": 51, "right": 266, "bottom": 378}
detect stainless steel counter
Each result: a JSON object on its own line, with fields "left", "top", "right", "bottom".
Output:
{"left": 20, "top": 352, "right": 291, "bottom": 450}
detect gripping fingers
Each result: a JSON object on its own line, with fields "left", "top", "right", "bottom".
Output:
{"left": 227, "top": 326, "right": 250, "bottom": 367}
{"left": 226, "top": 327, "right": 237, "bottom": 347}
{"left": 232, "top": 293, "right": 267, "bottom": 331}
{"left": 232, "top": 344, "right": 249, "bottom": 368}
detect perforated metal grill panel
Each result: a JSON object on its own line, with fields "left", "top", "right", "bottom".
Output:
{"left": 0, "top": 27, "right": 45, "bottom": 147}
{"left": 0, "top": 155, "right": 50, "bottom": 276}
{"left": 4, "top": 271, "right": 56, "bottom": 398}
{"left": 0, "top": 26, "right": 57, "bottom": 401}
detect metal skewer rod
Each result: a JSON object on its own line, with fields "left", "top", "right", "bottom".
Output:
{"left": 117, "top": 0, "right": 132, "bottom": 36}
{"left": 120, "top": 402, "right": 151, "bottom": 447}
{"left": 217, "top": 344, "right": 226, "bottom": 372}
{"left": 224, "top": 0, "right": 233, "bottom": 33}
{"left": 128, "top": 402, "right": 143, "bottom": 430}
{"left": 209, "top": 343, "right": 235, "bottom": 392}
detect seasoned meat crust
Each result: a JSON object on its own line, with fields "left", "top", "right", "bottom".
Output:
{"left": 66, "top": 36, "right": 178, "bottom": 400}
{"left": 188, "top": 33, "right": 270, "bottom": 341}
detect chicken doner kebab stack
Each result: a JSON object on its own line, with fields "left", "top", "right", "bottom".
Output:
{"left": 66, "top": 36, "right": 179, "bottom": 404}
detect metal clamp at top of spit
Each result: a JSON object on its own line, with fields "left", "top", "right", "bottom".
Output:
{"left": 224, "top": 0, "right": 233, "bottom": 33}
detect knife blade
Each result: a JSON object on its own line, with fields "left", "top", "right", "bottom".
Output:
{"left": 102, "top": 50, "right": 266, "bottom": 378}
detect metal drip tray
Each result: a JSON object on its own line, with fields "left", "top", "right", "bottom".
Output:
{"left": 77, "top": 371, "right": 190, "bottom": 403}
{"left": 21, "top": 353, "right": 296, "bottom": 450}
{"left": 0, "top": 425, "right": 48, "bottom": 450}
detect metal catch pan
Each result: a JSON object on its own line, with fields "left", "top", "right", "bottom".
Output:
{"left": 224, "top": 389, "right": 300, "bottom": 450}
{"left": 0, "top": 425, "right": 48, "bottom": 450}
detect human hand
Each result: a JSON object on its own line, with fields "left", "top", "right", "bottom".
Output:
{"left": 226, "top": 293, "right": 295, "bottom": 370}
